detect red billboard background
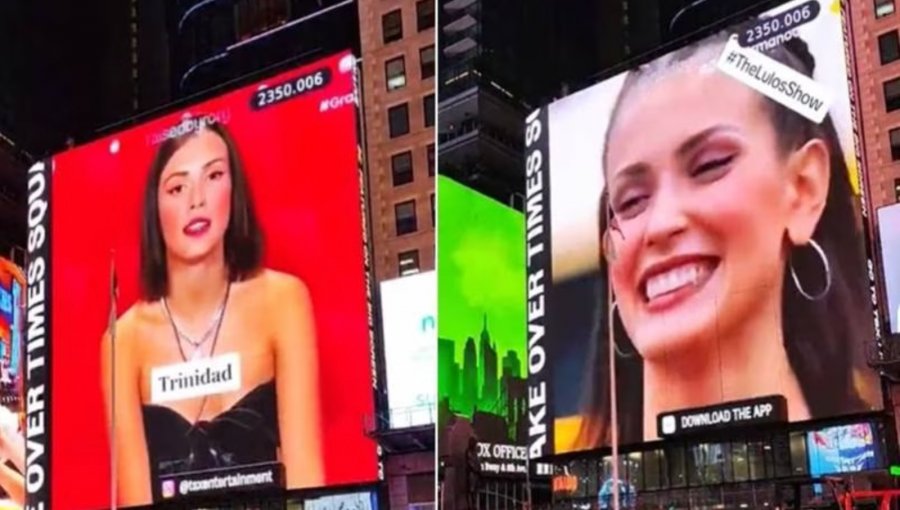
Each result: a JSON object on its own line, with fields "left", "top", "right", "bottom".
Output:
{"left": 47, "top": 51, "right": 376, "bottom": 508}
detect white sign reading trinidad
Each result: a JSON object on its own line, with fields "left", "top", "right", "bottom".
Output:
{"left": 657, "top": 395, "right": 787, "bottom": 438}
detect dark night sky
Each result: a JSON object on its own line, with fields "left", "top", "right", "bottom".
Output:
{"left": 1, "top": 0, "right": 359, "bottom": 156}
{"left": 0, "top": 0, "right": 774, "bottom": 156}
{"left": 1, "top": 0, "right": 133, "bottom": 156}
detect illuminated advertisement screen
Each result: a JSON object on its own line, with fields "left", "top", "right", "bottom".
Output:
{"left": 25, "top": 51, "right": 378, "bottom": 509}
{"left": 0, "top": 259, "right": 23, "bottom": 389}
{"left": 437, "top": 176, "right": 529, "bottom": 478}
{"left": 807, "top": 423, "right": 879, "bottom": 477}
{"left": 524, "top": 0, "right": 882, "bottom": 457}
{"left": 301, "top": 490, "right": 378, "bottom": 510}
{"left": 0, "top": 259, "right": 24, "bottom": 508}
{"left": 877, "top": 203, "right": 900, "bottom": 335}
{"left": 380, "top": 271, "right": 436, "bottom": 428}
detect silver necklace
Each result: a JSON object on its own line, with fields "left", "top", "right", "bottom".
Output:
{"left": 162, "top": 293, "right": 227, "bottom": 358}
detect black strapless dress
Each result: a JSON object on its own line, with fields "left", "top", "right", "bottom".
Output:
{"left": 141, "top": 379, "right": 279, "bottom": 502}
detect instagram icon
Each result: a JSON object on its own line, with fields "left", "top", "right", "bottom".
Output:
{"left": 161, "top": 480, "right": 175, "bottom": 499}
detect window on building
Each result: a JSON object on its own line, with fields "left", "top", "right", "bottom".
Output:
{"left": 689, "top": 443, "right": 724, "bottom": 486}
{"left": 382, "top": 9, "right": 403, "bottom": 44}
{"left": 731, "top": 442, "right": 750, "bottom": 482}
{"left": 747, "top": 441, "right": 767, "bottom": 480}
{"left": 423, "top": 94, "right": 435, "bottom": 127}
{"left": 427, "top": 143, "right": 435, "bottom": 176}
{"left": 885, "top": 77, "right": 900, "bottom": 111}
{"left": 416, "top": 0, "right": 434, "bottom": 31}
{"left": 420, "top": 45, "right": 435, "bottom": 79}
{"left": 391, "top": 151, "right": 414, "bottom": 186}
{"left": 399, "top": 251, "right": 420, "bottom": 277}
{"left": 789, "top": 432, "right": 809, "bottom": 476}
{"left": 430, "top": 193, "right": 435, "bottom": 226}
{"left": 627, "top": 452, "right": 643, "bottom": 490}
{"left": 385, "top": 56, "right": 406, "bottom": 91}
{"left": 599, "top": 457, "right": 613, "bottom": 497}
{"left": 876, "top": 0, "right": 896, "bottom": 18}
{"left": 895, "top": 178, "right": 900, "bottom": 201}
{"left": 566, "top": 459, "right": 589, "bottom": 499}
{"left": 721, "top": 443, "right": 735, "bottom": 483}
{"left": 667, "top": 446, "right": 687, "bottom": 488}
{"left": 584, "top": 458, "right": 599, "bottom": 496}
{"left": 880, "top": 31, "right": 900, "bottom": 64}
{"left": 771, "top": 432, "right": 793, "bottom": 478}
{"left": 891, "top": 128, "right": 900, "bottom": 160}
{"left": 388, "top": 103, "right": 410, "bottom": 138}
{"left": 643, "top": 450, "right": 663, "bottom": 490}
{"left": 395, "top": 200, "right": 418, "bottom": 235}
{"left": 658, "top": 449, "right": 670, "bottom": 488}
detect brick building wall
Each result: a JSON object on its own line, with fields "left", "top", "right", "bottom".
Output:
{"left": 385, "top": 452, "right": 435, "bottom": 510}
{"left": 850, "top": 0, "right": 900, "bottom": 209}
{"left": 358, "top": 0, "right": 435, "bottom": 282}
{"left": 850, "top": 0, "right": 900, "bottom": 456}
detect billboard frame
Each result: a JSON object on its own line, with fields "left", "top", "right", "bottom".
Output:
{"left": 524, "top": 0, "right": 884, "bottom": 460}
{"left": 24, "top": 50, "right": 382, "bottom": 508}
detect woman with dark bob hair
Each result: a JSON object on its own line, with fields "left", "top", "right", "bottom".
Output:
{"left": 574, "top": 24, "right": 879, "bottom": 450}
{"left": 101, "top": 118, "right": 323, "bottom": 505}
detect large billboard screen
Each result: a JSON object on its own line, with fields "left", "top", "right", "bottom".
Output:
{"left": 877, "top": 203, "right": 900, "bottom": 335}
{"left": 380, "top": 270, "right": 436, "bottom": 428}
{"left": 437, "top": 176, "right": 529, "bottom": 479}
{"left": 524, "top": 0, "right": 882, "bottom": 457}
{"left": 25, "top": 51, "right": 378, "bottom": 509}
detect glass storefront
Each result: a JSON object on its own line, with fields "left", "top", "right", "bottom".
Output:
{"left": 548, "top": 420, "right": 888, "bottom": 510}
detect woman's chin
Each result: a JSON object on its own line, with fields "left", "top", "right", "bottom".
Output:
{"left": 169, "top": 245, "right": 221, "bottom": 265}
{"left": 632, "top": 318, "right": 722, "bottom": 365}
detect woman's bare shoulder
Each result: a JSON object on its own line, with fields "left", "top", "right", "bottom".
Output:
{"left": 250, "top": 269, "right": 311, "bottom": 300}
{"left": 111, "top": 301, "right": 162, "bottom": 348}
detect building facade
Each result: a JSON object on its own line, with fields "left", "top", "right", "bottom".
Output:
{"left": 356, "top": 2, "right": 436, "bottom": 510}
{"left": 437, "top": 0, "right": 530, "bottom": 206}
{"left": 849, "top": 0, "right": 900, "bottom": 481}
{"left": 135, "top": 0, "right": 360, "bottom": 110}
{"left": 851, "top": 0, "right": 900, "bottom": 210}
{"left": 358, "top": 0, "right": 435, "bottom": 281}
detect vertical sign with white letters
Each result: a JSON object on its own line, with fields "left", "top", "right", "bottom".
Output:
{"left": 25, "top": 159, "right": 52, "bottom": 510}
{"left": 524, "top": 107, "right": 553, "bottom": 459}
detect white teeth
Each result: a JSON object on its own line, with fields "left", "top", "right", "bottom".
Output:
{"left": 645, "top": 263, "right": 708, "bottom": 301}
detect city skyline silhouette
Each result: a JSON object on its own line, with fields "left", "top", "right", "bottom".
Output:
{"left": 439, "top": 313, "right": 527, "bottom": 443}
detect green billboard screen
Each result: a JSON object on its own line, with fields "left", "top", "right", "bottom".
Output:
{"left": 437, "top": 176, "right": 527, "bottom": 473}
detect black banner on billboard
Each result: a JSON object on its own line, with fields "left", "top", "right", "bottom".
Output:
{"left": 525, "top": 106, "right": 553, "bottom": 459}
{"left": 354, "top": 56, "right": 387, "bottom": 482}
{"left": 158, "top": 462, "right": 284, "bottom": 500}
{"left": 657, "top": 395, "right": 787, "bottom": 439}
{"left": 25, "top": 159, "right": 52, "bottom": 510}
{"left": 841, "top": 0, "right": 884, "bottom": 359}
